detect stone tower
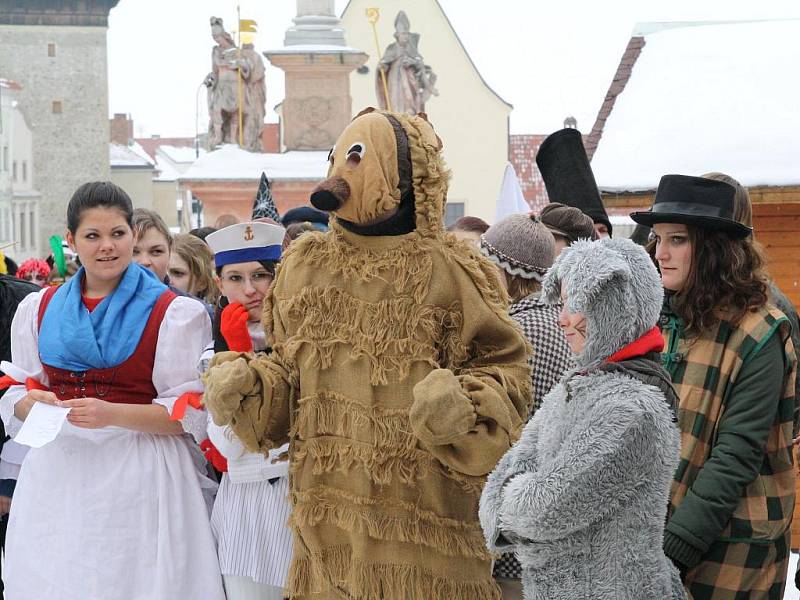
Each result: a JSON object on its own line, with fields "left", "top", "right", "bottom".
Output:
{"left": 0, "top": 1, "right": 119, "bottom": 256}
{"left": 265, "top": 0, "right": 367, "bottom": 151}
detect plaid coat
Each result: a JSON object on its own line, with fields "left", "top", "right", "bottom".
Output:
{"left": 660, "top": 301, "right": 796, "bottom": 600}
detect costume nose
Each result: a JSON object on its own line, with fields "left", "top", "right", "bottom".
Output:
{"left": 310, "top": 189, "right": 342, "bottom": 212}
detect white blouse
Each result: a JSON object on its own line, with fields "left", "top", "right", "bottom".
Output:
{"left": 0, "top": 289, "right": 211, "bottom": 442}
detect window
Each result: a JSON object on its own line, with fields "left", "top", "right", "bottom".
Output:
{"left": 29, "top": 209, "right": 35, "bottom": 250}
{"left": 19, "top": 210, "right": 26, "bottom": 249}
{"left": 21, "top": 161, "right": 27, "bottom": 183}
{"left": 12, "top": 161, "right": 17, "bottom": 182}
{"left": 444, "top": 202, "right": 465, "bottom": 228}
{"left": 52, "top": 101, "right": 62, "bottom": 114}
{"left": 48, "top": 43, "right": 56, "bottom": 57}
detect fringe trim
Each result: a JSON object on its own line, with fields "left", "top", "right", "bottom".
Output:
{"left": 290, "top": 227, "right": 435, "bottom": 304}
{"left": 385, "top": 112, "right": 452, "bottom": 240}
{"left": 292, "top": 390, "right": 416, "bottom": 451}
{"left": 276, "top": 285, "right": 465, "bottom": 385}
{"left": 287, "top": 543, "right": 500, "bottom": 600}
{"left": 290, "top": 486, "right": 491, "bottom": 559}
{"left": 291, "top": 436, "right": 484, "bottom": 495}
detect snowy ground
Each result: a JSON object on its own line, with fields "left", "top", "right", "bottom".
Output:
{"left": 786, "top": 552, "right": 799, "bottom": 600}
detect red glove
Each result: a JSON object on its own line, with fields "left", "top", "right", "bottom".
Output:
{"left": 219, "top": 303, "right": 253, "bottom": 352}
{"left": 200, "top": 438, "right": 228, "bottom": 472}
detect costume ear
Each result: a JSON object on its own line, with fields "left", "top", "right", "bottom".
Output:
{"left": 416, "top": 113, "right": 443, "bottom": 150}
{"left": 353, "top": 107, "right": 377, "bottom": 121}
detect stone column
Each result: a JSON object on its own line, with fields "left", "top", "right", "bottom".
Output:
{"left": 265, "top": 1, "right": 367, "bottom": 151}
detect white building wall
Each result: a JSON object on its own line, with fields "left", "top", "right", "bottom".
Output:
{"left": 0, "top": 87, "right": 41, "bottom": 260}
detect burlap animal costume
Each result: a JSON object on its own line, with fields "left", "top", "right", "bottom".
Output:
{"left": 203, "top": 109, "right": 531, "bottom": 599}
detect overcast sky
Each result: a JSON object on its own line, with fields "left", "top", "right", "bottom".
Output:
{"left": 107, "top": 0, "right": 800, "bottom": 138}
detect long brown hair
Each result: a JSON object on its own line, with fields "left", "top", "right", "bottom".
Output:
{"left": 172, "top": 233, "right": 219, "bottom": 304}
{"left": 504, "top": 273, "right": 541, "bottom": 304}
{"left": 649, "top": 226, "right": 768, "bottom": 336}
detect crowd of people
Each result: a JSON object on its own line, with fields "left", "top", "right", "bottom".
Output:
{"left": 0, "top": 113, "right": 797, "bottom": 600}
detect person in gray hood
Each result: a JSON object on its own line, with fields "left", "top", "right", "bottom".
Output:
{"left": 479, "top": 237, "right": 686, "bottom": 600}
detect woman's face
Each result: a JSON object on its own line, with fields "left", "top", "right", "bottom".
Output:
{"left": 167, "top": 253, "right": 192, "bottom": 295}
{"left": 133, "top": 227, "right": 170, "bottom": 283}
{"left": 66, "top": 207, "right": 133, "bottom": 286}
{"left": 652, "top": 223, "right": 693, "bottom": 292}
{"left": 217, "top": 261, "right": 273, "bottom": 322}
{"left": 558, "top": 287, "right": 587, "bottom": 355}
{"left": 553, "top": 234, "right": 570, "bottom": 255}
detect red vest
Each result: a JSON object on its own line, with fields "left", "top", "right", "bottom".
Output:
{"left": 37, "top": 286, "right": 177, "bottom": 404}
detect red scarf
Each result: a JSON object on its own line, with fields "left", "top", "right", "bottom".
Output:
{"left": 606, "top": 326, "right": 664, "bottom": 363}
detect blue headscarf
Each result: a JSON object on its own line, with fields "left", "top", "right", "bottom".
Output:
{"left": 39, "top": 263, "right": 167, "bottom": 371}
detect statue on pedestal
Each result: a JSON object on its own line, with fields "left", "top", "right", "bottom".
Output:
{"left": 204, "top": 17, "right": 266, "bottom": 152}
{"left": 375, "top": 11, "right": 438, "bottom": 115}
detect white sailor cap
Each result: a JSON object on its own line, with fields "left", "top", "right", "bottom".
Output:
{"left": 206, "top": 222, "right": 285, "bottom": 268}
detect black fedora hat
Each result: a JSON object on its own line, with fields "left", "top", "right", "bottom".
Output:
{"left": 536, "top": 128, "right": 612, "bottom": 236}
{"left": 630, "top": 175, "right": 752, "bottom": 239}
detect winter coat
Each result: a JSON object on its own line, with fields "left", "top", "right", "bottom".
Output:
{"left": 493, "top": 291, "right": 573, "bottom": 580}
{"left": 480, "top": 238, "right": 686, "bottom": 600}
{"left": 660, "top": 295, "right": 796, "bottom": 600}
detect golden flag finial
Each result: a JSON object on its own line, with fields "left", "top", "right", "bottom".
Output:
{"left": 365, "top": 8, "right": 392, "bottom": 111}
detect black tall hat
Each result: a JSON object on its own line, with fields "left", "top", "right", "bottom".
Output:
{"left": 536, "top": 128, "right": 612, "bottom": 236}
{"left": 630, "top": 175, "right": 751, "bottom": 239}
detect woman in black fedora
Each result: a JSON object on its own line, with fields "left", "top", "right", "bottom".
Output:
{"left": 631, "top": 175, "right": 796, "bottom": 600}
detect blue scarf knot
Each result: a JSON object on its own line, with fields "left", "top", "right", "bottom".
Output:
{"left": 39, "top": 263, "right": 167, "bottom": 371}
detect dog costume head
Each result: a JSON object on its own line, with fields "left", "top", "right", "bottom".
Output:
{"left": 310, "top": 108, "right": 447, "bottom": 237}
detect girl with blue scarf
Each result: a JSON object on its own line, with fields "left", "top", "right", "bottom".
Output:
{"left": 0, "top": 182, "right": 225, "bottom": 600}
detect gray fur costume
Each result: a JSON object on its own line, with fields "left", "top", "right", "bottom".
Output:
{"left": 479, "top": 237, "right": 686, "bottom": 600}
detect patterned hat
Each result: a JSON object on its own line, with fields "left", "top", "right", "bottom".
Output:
{"left": 479, "top": 214, "right": 556, "bottom": 281}
{"left": 206, "top": 222, "right": 284, "bottom": 268}
{"left": 252, "top": 172, "right": 281, "bottom": 221}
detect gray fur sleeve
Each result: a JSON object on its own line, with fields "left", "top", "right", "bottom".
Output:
{"left": 499, "top": 394, "right": 662, "bottom": 542}
{"left": 479, "top": 415, "right": 542, "bottom": 551}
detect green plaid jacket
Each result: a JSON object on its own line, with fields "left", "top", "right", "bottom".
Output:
{"left": 661, "top": 302, "right": 796, "bottom": 600}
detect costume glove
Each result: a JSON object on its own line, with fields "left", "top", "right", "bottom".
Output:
{"left": 203, "top": 357, "right": 259, "bottom": 425}
{"left": 410, "top": 368, "right": 476, "bottom": 446}
{"left": 220, "top": 302, "right": 254, "bottom": 352}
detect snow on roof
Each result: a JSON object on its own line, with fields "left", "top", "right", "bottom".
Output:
{"left": 157, "top": 144, "right": 205, "bottom": 164}
{"left": 109, "top": 143, "right": 154, "bottom": 168}
{"left": 179, "top": 144, "right": 328, "bottom": 181}
{"left": 154, "top": 155, "right": 180, "bottom": 182}
{"left": 591, "top": 20, "right": 800, "bottom": 192}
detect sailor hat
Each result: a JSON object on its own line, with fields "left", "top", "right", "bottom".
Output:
{"left": 206, "top": 221, "right": 285, "bottom": 268}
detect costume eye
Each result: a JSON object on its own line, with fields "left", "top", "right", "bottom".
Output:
{"left": 346, "top": 142, "right": 366, "bottom": 167}
{"left": 327, "top": 147, "right": 335, "bottom": 165}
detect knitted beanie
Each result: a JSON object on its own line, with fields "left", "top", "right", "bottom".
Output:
{"left": 539, "top": 202, "right": 596, "bottom": 243}
{"left": 479, "top": 214, "right": 556, "bottom": 280}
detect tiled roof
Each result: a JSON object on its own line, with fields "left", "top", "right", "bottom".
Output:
{"left": 585, "top": 36, "right": 645, "bottom": 161}
{"left": 508, "top": 134, "right": 548, "bottom": 213}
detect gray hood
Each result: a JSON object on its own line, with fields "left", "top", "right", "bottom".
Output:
{"left": 542, "top": 237, "right": 663, "bottom": 370}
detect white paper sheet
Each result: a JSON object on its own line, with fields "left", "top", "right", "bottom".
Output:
{"left": 15, "top": 402, "right": 71, "bottom": 448}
